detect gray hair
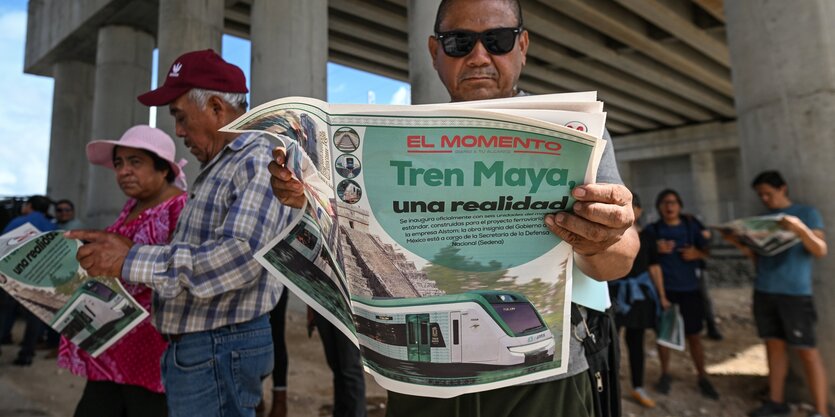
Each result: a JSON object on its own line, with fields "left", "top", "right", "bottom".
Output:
{"left": 187, "top": 88, "right": 248, "bottom": 111}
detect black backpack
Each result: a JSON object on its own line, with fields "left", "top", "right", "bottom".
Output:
{"left": 571, "top": 303, "right": 621, "bottom": 417}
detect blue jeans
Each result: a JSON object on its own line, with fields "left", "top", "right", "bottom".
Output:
{"left": 161, "top": 314, "right": 273, "bottom": 417}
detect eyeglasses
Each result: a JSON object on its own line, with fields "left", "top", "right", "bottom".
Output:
{"left": 435, "top": 27, "right": 523, "bottom": 57}
{"left": 55, "top": 207, "right": 73, "bottom": 213}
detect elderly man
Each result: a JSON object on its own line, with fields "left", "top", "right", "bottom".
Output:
{"left": 271, "top": 1, "right": 638, "bottom": 416}
{"left": 67, "top": 50, "right": 290, "bottom": 417}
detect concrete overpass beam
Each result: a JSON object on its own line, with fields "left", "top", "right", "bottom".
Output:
{"left": 522, "top": 1, "right": 736, "bottom": 117}
{"left": 408, "top": 0, "right": 448, "bottom": 104}
{"left": 555, "top": 0, "right": 733, "bottom": 96}
{"left": 614, "top": 0, "right": 730, "bottom": 67}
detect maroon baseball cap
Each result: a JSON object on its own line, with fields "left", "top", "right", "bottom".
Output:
{"left": 137, "top": 49, "right": 248, "bottom": 106}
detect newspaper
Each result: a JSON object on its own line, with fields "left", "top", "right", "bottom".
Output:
{"left": 713, "top": 214, "right": 800, "bottom": 256}
{"left": 0, "top": 223, "right": 148, "bottom": 357}
{"left": 222, "top": 93, "right": 607, "bottom": 398}
{"left": 657, "top": 304, "right": 685, "bottom": 351}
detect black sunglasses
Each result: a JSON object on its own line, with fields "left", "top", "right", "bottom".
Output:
{"left": 435, "top": 27, "right": 523, "bottom": 57}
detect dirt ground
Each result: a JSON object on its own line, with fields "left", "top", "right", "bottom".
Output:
{"left": 0, "top": 295, "right": 388, "bottom": 417}
{"left": 0, "top": 288, "right": 821, "bottom": 417}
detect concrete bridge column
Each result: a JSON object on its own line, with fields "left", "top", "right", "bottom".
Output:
{"left": 85, "top": 25, "right": 154, "bottom": 229}
{"left": 155, "top": 0, "right": 225, "bottom": 184}
{"left": 726, "top": 0, "right": 835, "bottom": 403}
{"left": 47, "top": 61, "right": 94, "bottom": 216}
{"left": 408, "top": 0, "right": 448, "bottom": 104}
{"left": 690, "top": 150, "right": 720, "bottom": 225}
{"left": 250, "top": 0, "right": 328, "bottom": 104}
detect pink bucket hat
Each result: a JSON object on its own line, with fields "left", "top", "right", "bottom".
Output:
{"left": 86, "top": 125, "right": 188, "bottom": 190}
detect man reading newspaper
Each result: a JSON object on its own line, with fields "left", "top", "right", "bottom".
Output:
{"left": 723, "top": 171, "right": 828, "bottom": 417}
{"left": 269, "top": 1, "right": 638, "bottom": 416}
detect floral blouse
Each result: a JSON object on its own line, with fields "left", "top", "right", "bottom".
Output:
{"left": 57, "top": 193, "right": 187, "bottom": 393}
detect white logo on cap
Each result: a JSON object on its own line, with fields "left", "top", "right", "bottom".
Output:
{"left": 169, "top": 62, "right": 182, "bottom": 78}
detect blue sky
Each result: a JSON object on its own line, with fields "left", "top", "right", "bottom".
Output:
{"left": 0, "top": 1, "right": 410, "bottom": 197}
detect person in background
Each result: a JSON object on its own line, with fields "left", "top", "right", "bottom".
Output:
{"left": 58, "top": 125, "right": 187, "bottom": 417}
{"left": 53, "top": 199, "right": 84, "bottom": 230}
{"left": 3, "top": 195, "right": 55, "bottom": 232}
{"left": 1, "top": 195, "right": 57, "bottom": 366}
{"left": 724, "top": 171, "right": 828, "bottom": 417}
{"left": 609, "top": 192, "right": 668, "bottom": 408}
{"left": 649, "top": 189, "right": 719, "bottom": 400}
{"left": 68, "top": 49, "right": 290, "bottom": 417}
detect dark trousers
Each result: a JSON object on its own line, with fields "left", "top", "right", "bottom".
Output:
{"left": 314, "top": 313, "right": 366, "bottom": 417}
{"left": 269, "top": 289, "right": 289, "bottom": 389}
{"left": 1, "top": 296, "right": 43, "bottom": 359}
{"left": 620, "top": 326, "right": 646, "bottom": 389}
{"left": 386, "top": 372, "right": 594, "bottom": 417}
{"left": 45, "top": 327, "right": 61, "bottom": 348}
{"left": 74, "top": 380, "right": 167, "bottom": 417}
{"left": 19, "top": 309, "right": 43, "bottom": 359}
{"left": 0, "top": 291, "right": 19, "bottom": 342}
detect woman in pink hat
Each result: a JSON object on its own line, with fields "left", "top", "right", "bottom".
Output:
{"left": 58, "top": 125, "right": 188, "bottom": 417}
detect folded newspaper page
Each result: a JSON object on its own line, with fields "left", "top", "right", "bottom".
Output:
{"left": 223, "top": 93, "right": 607, "bottom": 398}
{"left": 657, "top": 304, "right": 685, "bottom": 351}
{"left": 713, "top": 214, "right": 800, "bottom": 256}
{"left": 0, "top": 223, "right": 148, "bottom": 357}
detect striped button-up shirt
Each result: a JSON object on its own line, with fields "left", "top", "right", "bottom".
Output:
{"left": 122, "top": 132, "right": 290, "bottom": 334}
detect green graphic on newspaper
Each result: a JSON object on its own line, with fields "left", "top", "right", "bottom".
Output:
{"left": 0, "top": 227, "right": 148, "bottom": 357}
{"left": 226, "top": 94, "right": 606, "bottom": 398}
{"left": 363, "top": 126, "right": 593, "bottom": 270}
{"left": 0, "top": 232, "right": 78, "bottom": 287}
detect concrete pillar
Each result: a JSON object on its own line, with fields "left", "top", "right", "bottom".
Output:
{"left": 85, "top": 25, "right": 154, "bottom": 229}
{"left": 250, "top": 0, "right": 327, "bottom": 104}
{"left": 47, "top": 61, "right": 94, "bottom": 217}
{"left": 155, "top": 0, "right": 225, "bottom": 184}
{"left": 690, "top": 150, "right": 720, "bottom": 224}
{"left": 408, "top": 0, "right": 449, "bottom": 104}
{"left": 726, "top": 1, "right": 835, "bottom": 402}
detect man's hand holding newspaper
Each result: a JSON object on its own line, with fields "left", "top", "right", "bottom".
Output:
{"left": 269, "top": 147, "right": 306, "bottom": 209}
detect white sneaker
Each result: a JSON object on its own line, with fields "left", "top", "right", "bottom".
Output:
{"left": 631, "top": 387, "right": 656, "bottom": 408}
